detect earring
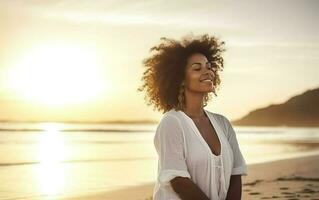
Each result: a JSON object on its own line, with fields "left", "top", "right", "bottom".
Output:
{"left": 177, "top": 84, "right": 185, "bottom": 111}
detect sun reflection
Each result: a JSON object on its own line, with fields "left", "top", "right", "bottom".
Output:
{"left": 36, "top": 123, "right": 67, "bottom": 196}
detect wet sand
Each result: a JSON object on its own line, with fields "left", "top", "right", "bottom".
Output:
{"left": 60, "top": 153, "right": 319, "bottom": 200}
{"left": 241, "top": 153, "right": 319, "bottom": 199}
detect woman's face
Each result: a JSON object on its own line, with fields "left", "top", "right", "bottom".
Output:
{"left": 184, "top": 53, "right": 215, "bottom": 93}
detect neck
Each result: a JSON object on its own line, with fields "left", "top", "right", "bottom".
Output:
{"left": 183, "top": 90, "right": 206, "bottom": 119}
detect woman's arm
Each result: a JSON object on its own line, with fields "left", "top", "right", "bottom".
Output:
{"left": 170, "top": 177, "right": 210, "bottom": 200}
{"left": 225, "top": 175, "right": 242, "bottom": 200}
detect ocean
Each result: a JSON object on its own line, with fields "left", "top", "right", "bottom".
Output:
{"left": 0, "top": 122, "right": 318, "bottom": 200}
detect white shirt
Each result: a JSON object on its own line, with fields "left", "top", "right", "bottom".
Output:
{"left": 153, "top": 108, "right": 248, "bottom": 200}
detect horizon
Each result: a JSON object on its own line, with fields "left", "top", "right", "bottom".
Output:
{"left": 0, "top": 85, "right": 318, "bottom": 124}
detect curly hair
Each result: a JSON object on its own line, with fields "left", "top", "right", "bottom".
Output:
{"left": 137, "top": 33, "right": 226, "bottom": 114}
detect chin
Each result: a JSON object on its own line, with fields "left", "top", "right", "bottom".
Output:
{"left": 201, "top": 86, "right": 214, "bottom": 93}
{"left": 191, "top": 85, "right": 214, "bottom": 93}
{"left": 199, "top": 89, "right": 213, "bottom": 93}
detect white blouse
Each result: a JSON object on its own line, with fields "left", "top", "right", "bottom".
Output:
{"left": 153, "top": 108, "right": 248, "bottom": 200}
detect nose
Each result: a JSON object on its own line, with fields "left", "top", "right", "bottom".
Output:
{"left": 204, "top": 69, "right": 215, "bottom": 77}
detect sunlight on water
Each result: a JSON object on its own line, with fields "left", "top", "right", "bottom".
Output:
{"left": 36, "top": 123, "right": 67, "bottom": 196}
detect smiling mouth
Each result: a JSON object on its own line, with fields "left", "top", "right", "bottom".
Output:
{"left": 200, "top": 79, "right": 213, "bottom": 83}
{"left": 200, "top": 80, "right": 213, "bottom": 85}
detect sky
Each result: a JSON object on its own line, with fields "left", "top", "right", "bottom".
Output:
{"left": 0, "top": 0, "right": 318, "bottom": 122}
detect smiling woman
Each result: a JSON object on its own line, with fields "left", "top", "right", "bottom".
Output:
{"left": 7, "top": 43, "right": 106, "bottom": 106}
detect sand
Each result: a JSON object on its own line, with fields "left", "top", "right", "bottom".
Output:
{"left": 61, "top": 154, "right": 319, "bottom": 200}
{"left": 241, "top": 154, "right": 319, "bottom": 199}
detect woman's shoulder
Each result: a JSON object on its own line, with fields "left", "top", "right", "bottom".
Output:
{"left": 155, "top": 109, "right": 186, "bottom": 132}
{"left": 205, "top": 109, "right": 233, "bottom": 135}
{"left": 154, "top": 109, "right": 184, "bottom": 139}
{"left": 161, "top": 108, "right": 184, "bottom": 122}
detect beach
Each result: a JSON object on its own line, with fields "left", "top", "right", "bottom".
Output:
{"left": 61, "top": 153, "right": 319, "bottom": 200}
{"left": 1, "top": 123, "right": 319, "bottom": 200}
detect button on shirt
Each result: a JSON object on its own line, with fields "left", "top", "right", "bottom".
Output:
{"left": 153, "top": 109, "right": 248, "bottom": 200}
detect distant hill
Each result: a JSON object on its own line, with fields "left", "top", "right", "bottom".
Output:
{"left": 231, "top": 87, "right": 319, "bottom": 127}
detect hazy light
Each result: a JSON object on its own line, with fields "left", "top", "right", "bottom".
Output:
{"left": 7, "top": 42, "right": 106, "bottom": 106}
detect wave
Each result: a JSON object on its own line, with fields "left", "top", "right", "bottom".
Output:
{"left": 0, "top": 128, "right": 153, "bottom": 133}
{"left": 1, "top": 128, "right": 279, "bottom": 134}
{"left": 0, "top": 156, "right": 156, "bottom": 167}
{"left": 0, "top": 140, "right": 150, "bottom": 145}
{"left": 238, "top": 130, "right": 285, "bottom": 134}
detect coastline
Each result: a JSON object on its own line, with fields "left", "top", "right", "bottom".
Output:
{"left": 60, "top": 153, "right": 319, "bottom": 200}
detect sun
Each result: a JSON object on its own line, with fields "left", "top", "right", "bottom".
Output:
{"left": 7, "top": 43, "right": 106, "bottom": 106}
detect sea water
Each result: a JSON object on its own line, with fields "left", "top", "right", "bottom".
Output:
{"left": 0, "top": 122, "right": 318, "bottom": 200}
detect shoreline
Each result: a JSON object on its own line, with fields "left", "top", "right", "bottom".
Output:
{"left": 60, "top": 153, "right": 319, "bottom": 200}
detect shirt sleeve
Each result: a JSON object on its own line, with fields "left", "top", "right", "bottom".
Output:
{"left": 154, "top": 114, "right": 191, "bottom": 187}
{"left": 223, "top": 116, "right": 248, "bottom": 176}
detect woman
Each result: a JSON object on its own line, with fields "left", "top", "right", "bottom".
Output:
{"left": 138, "top": 33, "right": 248, "bottom": 200}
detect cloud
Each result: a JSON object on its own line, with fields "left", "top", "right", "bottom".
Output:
{"left": 0, "top": 0, "right": 235, "bottom": 29}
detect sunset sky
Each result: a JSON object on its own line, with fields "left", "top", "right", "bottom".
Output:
{"left": 0, "top": 0, "right": 318, "bottom": 122}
